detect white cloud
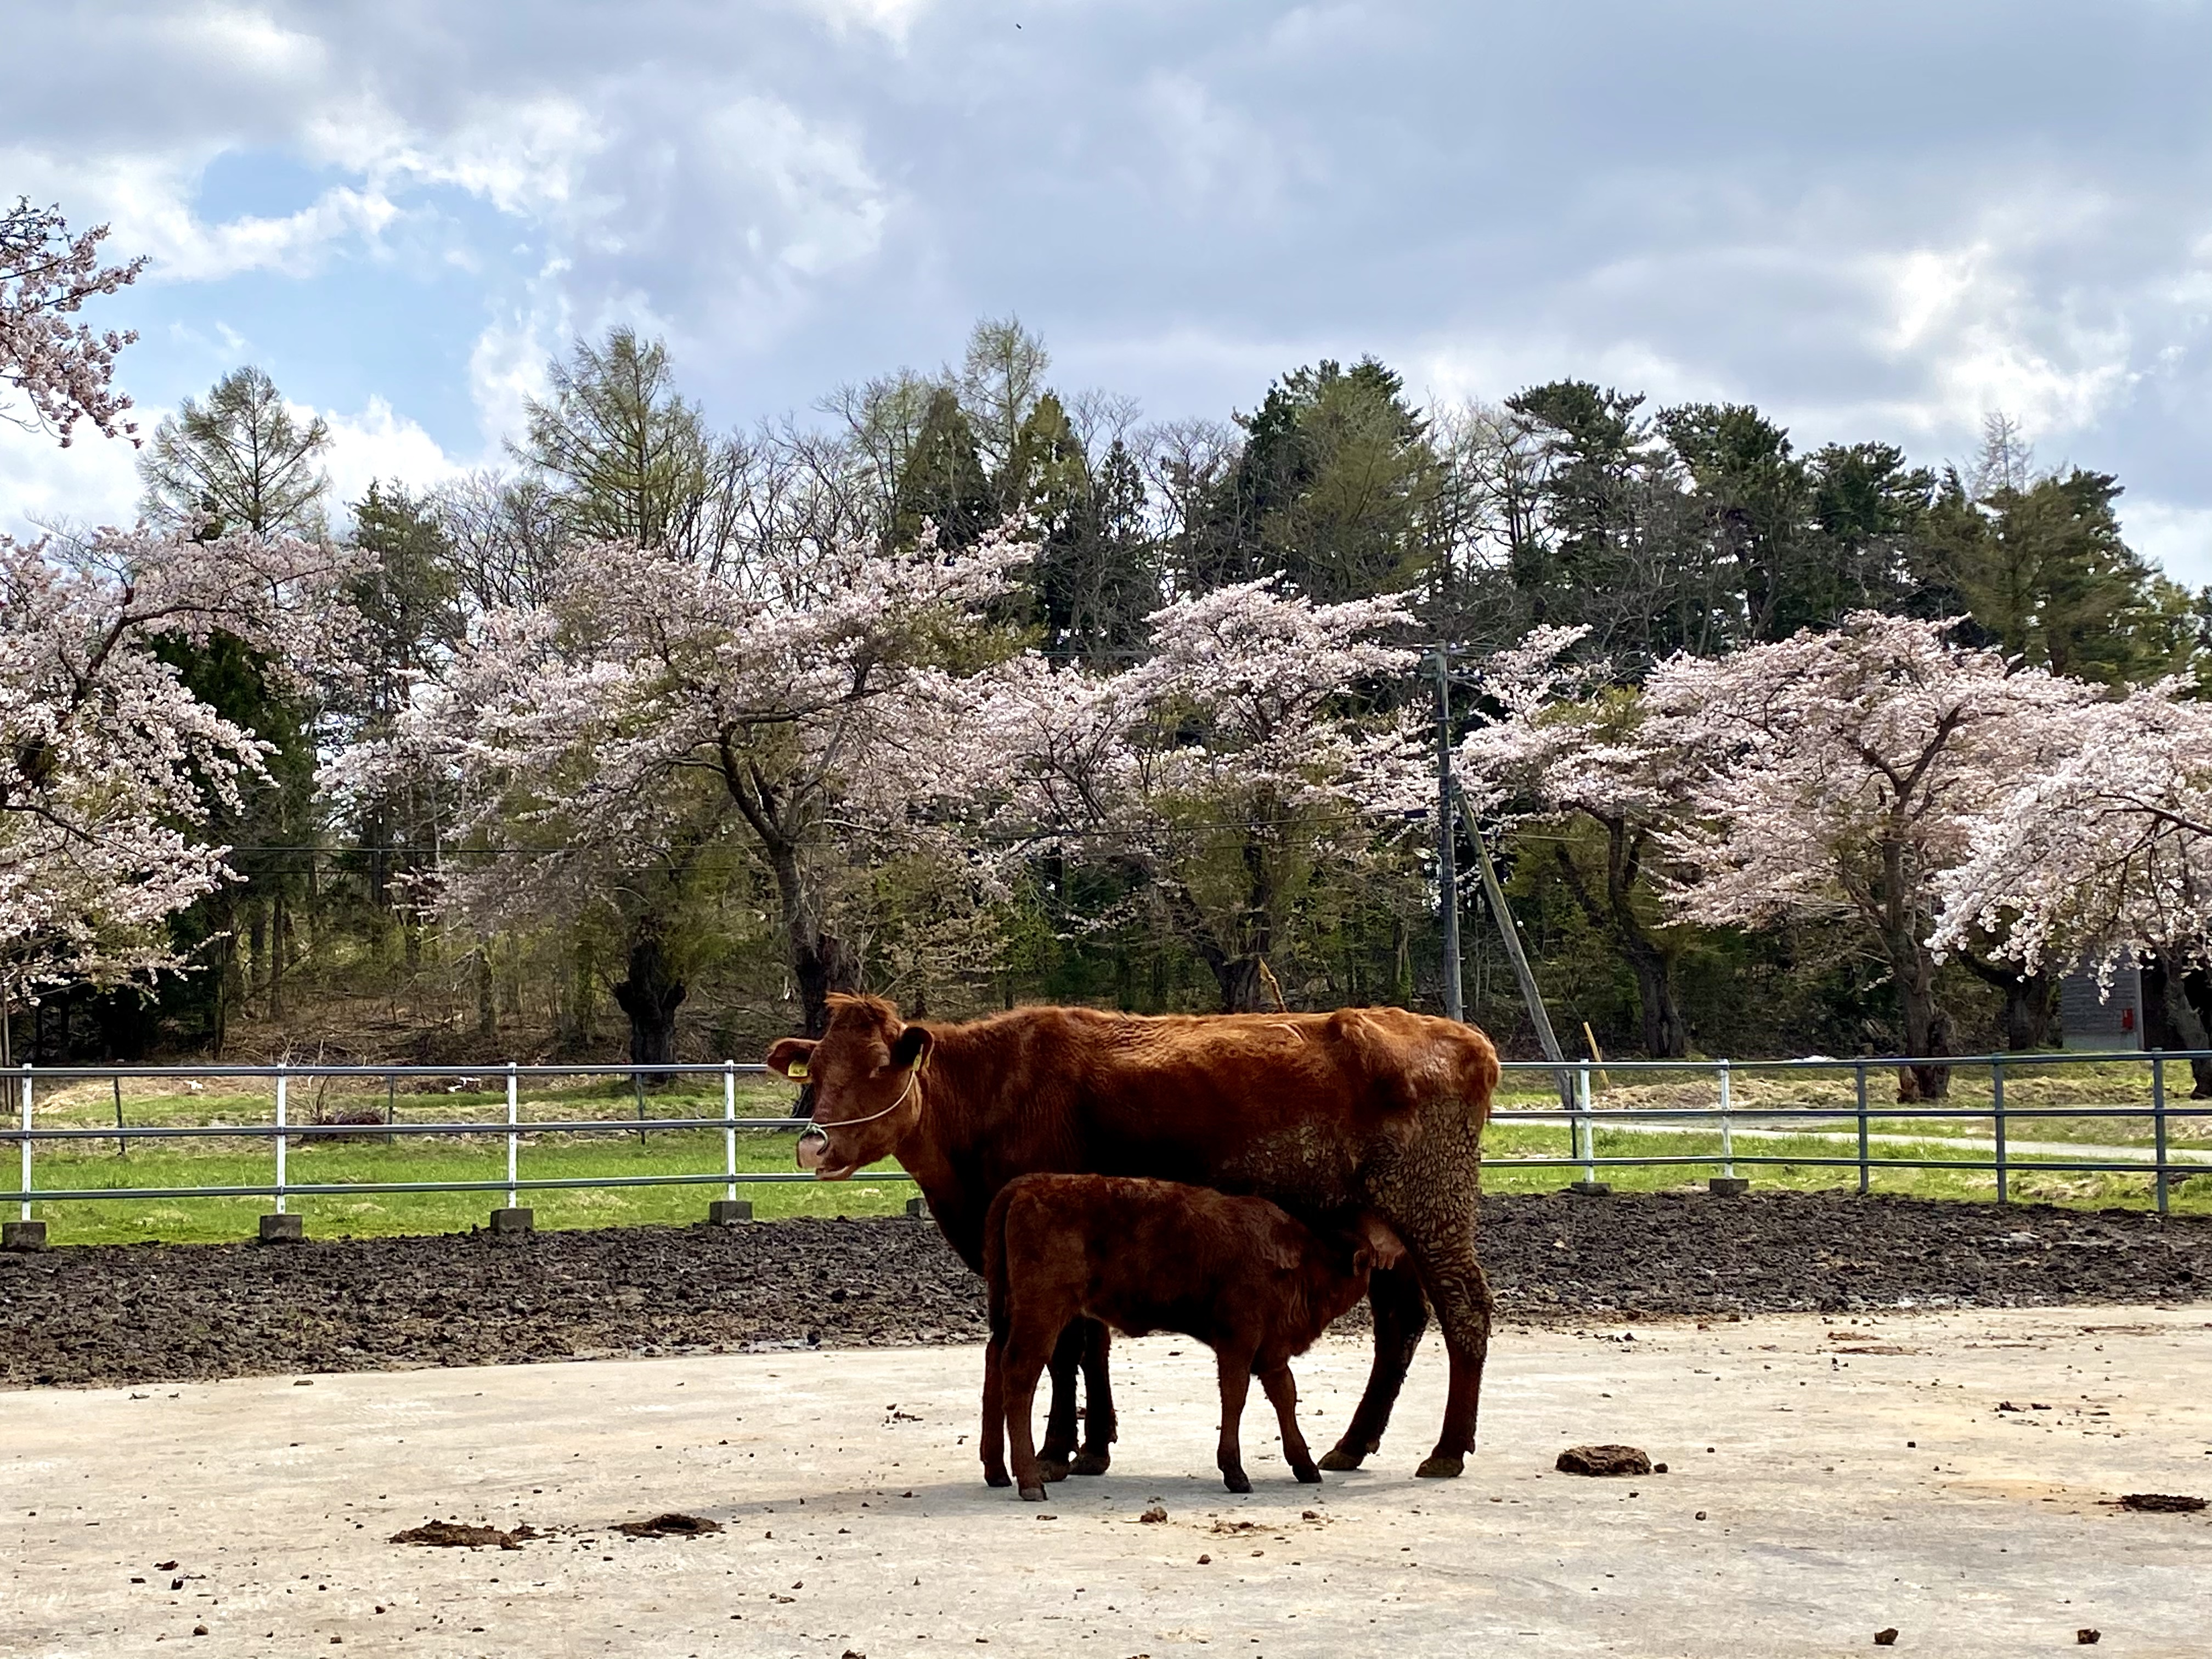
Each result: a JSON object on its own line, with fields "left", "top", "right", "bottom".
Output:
{"left": 0, "top": 425, "right": 146, "bottom": 537}
{"left": 2123, "top": 499, "right": 2212, "bottom": 588}
{"left": 319, "top": 397, "right": 471, "bottom": 509}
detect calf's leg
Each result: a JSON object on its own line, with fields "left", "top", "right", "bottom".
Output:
{"left": 1317, "top": 1264, "right": 1428, "bottom": 1471}
{"left": 1071, "top": 1318, "right": 1116, "bottom": 1476}
{"left": 979, "top": 1336, "right": 1011, "bottom": 1488}
{"left": 1260, "top": 1365, "right": 1321, "bottom": 1484}
{"left": 1214, "top": 1350, "right": 1255, "bottom": 1494}
{"left": 1001, "top": 1320, "right": 1060, "bottom": 1502}
{"left": 1037, "top": 1320, "right": 1086, "bottom": 1480}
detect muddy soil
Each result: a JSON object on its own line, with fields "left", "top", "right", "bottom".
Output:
{"left": 3, "top": 1192, "right": 2207, "bottom": 1390}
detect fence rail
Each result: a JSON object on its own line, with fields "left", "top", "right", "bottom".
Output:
{"left": 4, "top": 1051, "right": 2211, "bottom": 1232}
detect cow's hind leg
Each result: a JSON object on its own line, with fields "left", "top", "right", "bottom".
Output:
{"left": 1403, "top": 1226, "right": 1494, "bottom": 1480}
{"left": 1071, "top": 1318, "right": 1116, "bottom": 1476}
{"left": 1261, "top": 1365, "right": 1321, "bottom": 1484}
{"left": 1037, "top": 1319, "right": 1086, "bottom": 1481}
{"left": 1317, "top": 1263, "right": 1428, "bottom": 1472}
{"left": 1214, "top": 1350, "right": 1254, "bottom": 1494}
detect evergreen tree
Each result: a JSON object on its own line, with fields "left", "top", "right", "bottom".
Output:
{"left": 890, "top": 387, "right": 995, "bottom": 550}
{"left": 139, "top": 365, "right": 330, "bottom": 537}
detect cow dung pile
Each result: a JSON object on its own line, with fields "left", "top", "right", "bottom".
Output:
{"left": 4, "top": 1191, "right": 2210, "bottom": 1389}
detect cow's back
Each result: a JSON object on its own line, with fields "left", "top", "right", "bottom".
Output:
{"left": 924, "top": 1004, "right": 1496, "bottom": 1244}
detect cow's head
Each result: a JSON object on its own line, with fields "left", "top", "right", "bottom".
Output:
{"left": 766, "top": 994, "right": 934, "bottom": 1181}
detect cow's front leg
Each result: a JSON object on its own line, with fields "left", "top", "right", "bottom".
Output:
{"left": 1071, "top": 1318, "right": 1115, "bottom": 1476}
{"left": 1214, "top": 1350, "right": 1254, "bottom": 1494}
{"left": 1405, "top": 1229, "right": 1493, "bottom": 1479}
{"left": 1318, "top": 1263, "right": 1427, "bottom": 1471}
{"left": 1037, "top": 1319, "right": 1085, "bottom": 1481}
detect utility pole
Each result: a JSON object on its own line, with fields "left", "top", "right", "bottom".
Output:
{"left": 1458, "top": 790, "right": 1574, "bottom": 1113}
{"left": 1432, "top": 652, "right": 1464, "bottom": 1023}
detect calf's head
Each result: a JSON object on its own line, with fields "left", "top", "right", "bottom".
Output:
{"left": 766, "top": 994, "right": 934, "bottom": 1181}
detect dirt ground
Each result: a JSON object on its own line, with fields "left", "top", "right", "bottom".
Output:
{"left": 5, "top": 1310, "right": 2208, "bottom": 1658}
{"left": 5, "top": 1191, "right": 2209, "bottom": 1390}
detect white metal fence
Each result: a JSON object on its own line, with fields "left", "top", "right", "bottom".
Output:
{"left": 5, "top": 1050, "right": 2210, "bottom": 1231}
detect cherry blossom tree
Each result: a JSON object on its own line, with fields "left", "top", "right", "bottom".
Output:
{"left": 1934, "top": 682, "right": 2212, "bottom": 995}
{"left": 1647, "top": 612, "right": 2094, "bottom": 1094}
{"left": 0, "top": 528, "right": 357, "bottom": 1054}
{"left": 1, "top": 201, "right": 146, "bottom": 446}
{"left": 1457, "top": 625, "right": 1697, "bottom": 1056}
{"left": 986, "top": 578, "right": 1426, "bottom": 1011}
{"left": 375, "top": 523, "right": 1034, "bottom": 1052}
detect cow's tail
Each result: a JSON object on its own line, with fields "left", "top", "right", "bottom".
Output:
{"left": 983, "top": 1182, "right": 1016, "bottom": 1345}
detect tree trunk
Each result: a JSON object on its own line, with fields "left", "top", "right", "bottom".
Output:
{"left": 1893, "top": 950, "right": 1951, "bottom": 1101}
{"left": 1629, "top": 953, "right": 1689, "bottom": 1059}
{"left": 474, "top": 946, "right": 496, "bottom": 1038}
{"left": 611, "top": 931, "right": 686, "bottom": 1079}
{"left": 765, "top": 840, "right": 857, "bottom": 1038}
{"left": 1215, "top": 957, "right": 1266, "bottom": 1013}
{"left": 2144, "top": 951, "right": 2212, "bottom": 1098}
{"left": 1960, "top": 955, "right": 2056, "bottom": 1052}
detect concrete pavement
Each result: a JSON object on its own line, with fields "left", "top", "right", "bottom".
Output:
{"left": 5, "top": 1307, "right": 2210, "bottom": 1657}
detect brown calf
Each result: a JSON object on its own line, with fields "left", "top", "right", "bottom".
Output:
{"left": 980, "top": 1173, "right": 1404, "bottom": 1500}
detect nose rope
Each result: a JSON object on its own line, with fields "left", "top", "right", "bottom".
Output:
{"left": 798, "top": 1061, "right": 924, "bottom": 1153}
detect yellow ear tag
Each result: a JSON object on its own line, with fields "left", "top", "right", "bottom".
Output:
{"left": 787, "top": 1060, "right": 809, "bottom": 1081}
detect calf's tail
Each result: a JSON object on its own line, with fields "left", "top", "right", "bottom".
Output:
{"left": 983, "top": 1183, "right": 1016, "bottom": 1344}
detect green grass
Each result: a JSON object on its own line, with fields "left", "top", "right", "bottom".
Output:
{"left": 11, "top": 1068, "right": 2211, "bottom": 1248}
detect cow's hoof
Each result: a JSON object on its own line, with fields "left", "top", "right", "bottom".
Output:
{"left": 983, "top": 1468, "right": 1012, "bottom": 1488}
{"left": 1037, "top": 1458, "right": 1072, "bottom": 1484}
{"left": 1291, "top": 1463, "right": 1323, "bottom": 1485}
{"left": 1414, "top": 1454, "right": 1465, "bottom": 1479}
{"left": 1019, "top": 1484, "right": 1046, "bottom": 1502}
{"left": 1070, "top": 1449, "right": 1112, "bottom": 1477}
{"left": 1222, "top": 1470, "right": 1252, "bottom": 1494}
{"left": 1316, "top": 1447, "right": 1365, "bottom": 1472}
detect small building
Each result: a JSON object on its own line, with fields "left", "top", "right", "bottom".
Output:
{"left": 2059, "top": 964, "right": 2144, "bottom": 1052}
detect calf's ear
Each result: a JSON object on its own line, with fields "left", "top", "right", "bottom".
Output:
{"left": 765, "top": 1037, "right": 818, "bottom": 1081}
{"left": 890, "top": 1024, "right": 935, "bottom": 1073}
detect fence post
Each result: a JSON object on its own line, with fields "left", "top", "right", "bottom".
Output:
{"left": 275, "top": 1064, "right": 288, "bottom": 1216}
{"left": 506, "top": 1062, "right": 520, "bottom": 1211}
{"left": 1720, "top": 1060, "right": 1735, "bottom": 1178}
{"left": 1855, "top": 1062, "right": 1870, "bottom": 1197}
{"left": 724, "top": 1060, "right": 737, "bottom": 1204}
{"left": 2153, "top": 1055, "right": 2169, "bottom": 1217}
{"left": 1, "top": 1065, "right": 39, "bottom": 1249}
{"left": 18, "top": 1065, "right": 30, "bottom": 1221}
{"left": 1992, "top": 1058, "right": 2007, "bottom": 1205}
{"left": 114, "top": 1074, "right": 126, "bottom": 1158}
{"left": 1566, "top": 1061, "right": 1607, "bottom": 1194}
{"left": 1708, "top": 1059, "right": 1750, "bottom": 1195}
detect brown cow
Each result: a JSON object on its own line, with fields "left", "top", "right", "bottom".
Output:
{"left": 767, "top": 994, "right": 1498, "bottom": 1479}
{"left": 981, "top": 1173, "right": 1404, "bottom": 1499}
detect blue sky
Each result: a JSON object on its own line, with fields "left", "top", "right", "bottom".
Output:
{"left": 7, "top": 0, "right": 2212, "bottom": 579}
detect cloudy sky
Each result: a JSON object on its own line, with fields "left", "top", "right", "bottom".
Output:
{"left": 7, "top": 0, "right": 2211, "bottom": 577}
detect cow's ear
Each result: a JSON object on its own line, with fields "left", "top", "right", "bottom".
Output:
{"left": 766, "top": 1037, "right": 818, "bottom": 1081}
{"left": 1359, "top": 1214, "right": 1407, "bottom": 1271}
{"left": 890, "top": 1024, "right": 934, "bottom": 1073}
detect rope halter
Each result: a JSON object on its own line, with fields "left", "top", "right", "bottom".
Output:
{"left": 797, "top": 1057, "right": 924, "bottom": 1163}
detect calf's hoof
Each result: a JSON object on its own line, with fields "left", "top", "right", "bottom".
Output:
{"left": 1070, "top": 1449, "right": 1112, "bottom": 1477}
{"left": 1018, "top": 1483, "right": 1046, "bottom": 1502}
{"left": 1221, "top": 1469, "right": 1252, "bottom": 1495}
{"left": 1037, "top": 1459, "right": 1072, "bottom": 1484}
{"left": 1316, "top": 1446, "right": 1367, "bottom": 1473}
{"left": 1414, "top": 1454, "right": 1465, "bottom": 1479}
{"left": 983, "top": 1468, "right": 1012, "bottom": 1488}
{"left": 1291, "top": 1462, "right": 1323, "bottom": 1485}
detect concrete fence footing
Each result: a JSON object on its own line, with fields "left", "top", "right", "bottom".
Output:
{"left": 257, "top": 1214, "right": 304, "bottom": 1243}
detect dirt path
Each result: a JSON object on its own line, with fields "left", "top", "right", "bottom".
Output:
{"left": 6, "top": 1191, "right": 2208, "bottom": 1391}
